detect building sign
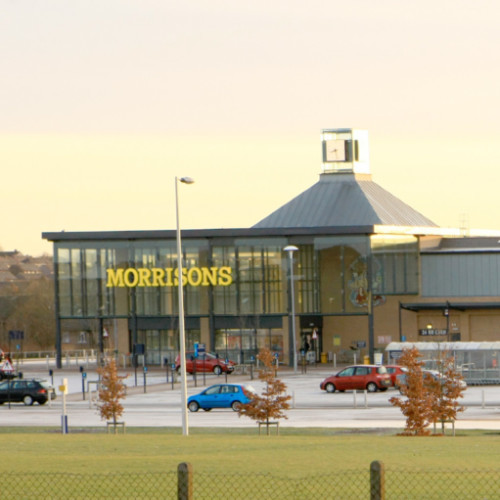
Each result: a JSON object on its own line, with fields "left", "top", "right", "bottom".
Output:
{"left": 106, "top": 266, "right": 233, "bottom": 288}
{"left": 419, "top": 329, "right": 447, "bottom": 336}
{"left": 8, "top": 330, "right": 24, "bottom": 340}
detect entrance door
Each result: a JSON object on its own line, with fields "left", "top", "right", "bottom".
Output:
{"left": 300, "top": 327, "right": 321, "bottom": 363}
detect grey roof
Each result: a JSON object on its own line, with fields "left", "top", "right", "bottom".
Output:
{"left": 253, "top": 173, "right": 437, "bottom": 229}
{"left": 422, "top": 237, "right": 500, "bottom": 253}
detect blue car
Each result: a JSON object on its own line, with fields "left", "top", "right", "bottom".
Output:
{"left": 188, "top": 383, "right": 256, "bottom": 412}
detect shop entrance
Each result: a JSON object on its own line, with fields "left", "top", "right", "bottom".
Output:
{"left": 300, "top": 316, "right": 323, "bottom": 364}
{"left": 300, "top": 328, "right": 321, "bottom": 363}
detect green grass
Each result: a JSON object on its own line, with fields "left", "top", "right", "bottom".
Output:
{"left": 3, "top": 427, "right": 500, "bottom": 475}
{"left": 3, "top": 428, "right": 500, "bottom": 498}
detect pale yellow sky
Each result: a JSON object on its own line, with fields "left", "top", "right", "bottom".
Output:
{"left": 1, "top": 1, "right": 500, "bottom": 256}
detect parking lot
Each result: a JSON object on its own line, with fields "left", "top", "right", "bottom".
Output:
{"left": 1, "top": 361, "right": 500, "bottom": 431}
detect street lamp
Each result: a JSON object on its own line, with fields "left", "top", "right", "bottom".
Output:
{"left": 284, "top": 245, "right": 299, "bottom": 373}
{"left": 175, "top": 176, "right": 194, "bottom": 436}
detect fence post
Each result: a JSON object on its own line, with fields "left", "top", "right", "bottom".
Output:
{"left": 370, "top": 460, "right": 385, "bottom": 500}
{"left": 178, "top": 462, "right": 193, "bottom": 500}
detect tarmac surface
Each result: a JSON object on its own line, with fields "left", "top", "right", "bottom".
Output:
{"left": 2, "top": 360, "right": 500, "bottom": 432}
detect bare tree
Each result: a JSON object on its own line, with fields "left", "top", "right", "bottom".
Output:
{"left": 239, "top": 347, "right": 291, "bottom": 434}
{"left": 429, "top": 352, "right": 466, "bottom": 430}
{"left": 6, "top": 277, "right": 55, "bottom": 350}
{"left": 389, "top": 347, "right": 434, "bottom": 436}
{"left": 97, "top": 358, "right": 128, "bottom": 430}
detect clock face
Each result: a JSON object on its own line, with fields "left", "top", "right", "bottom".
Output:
{"left": 324, "top": 139, "right": 346, "bottom": 162}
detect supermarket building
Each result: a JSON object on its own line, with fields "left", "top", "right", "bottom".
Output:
{"left": 43, "top": 129, "right": 500, "bottom": 368}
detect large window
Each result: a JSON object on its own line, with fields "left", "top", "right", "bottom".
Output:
{"left": 212, "top": 239, "right": 285, "bottom": 315}
{"left": 131, "top": 240, "right": 208, "bottom": 316}
{"left": 371, "top": 235, "right": 419, "bottom": 295}
{"left": 215, "top": 327, "right": 284, "bottom": 363}
{"left": 315, "top": 236, "right": 370, "bottom": 313}
{"left": 294, "top": 244, "right": 319, "bottom": 313}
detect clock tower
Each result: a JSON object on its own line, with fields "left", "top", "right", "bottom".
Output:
{"left": 321, "top": 128, "right": 370, "bottom": 175}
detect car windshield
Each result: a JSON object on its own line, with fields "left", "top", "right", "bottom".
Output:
{"left": 376, "top": 366, "right": 387, "bottom": 374}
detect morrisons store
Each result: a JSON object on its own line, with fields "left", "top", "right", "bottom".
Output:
{"left": 43, "top": 129, "right": 500, "bottom": 368}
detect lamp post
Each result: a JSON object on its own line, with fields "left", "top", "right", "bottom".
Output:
{"left": 175, "top": 176, "right": 194, "bottom": 436}
{"left": 284, "top": 245, "right": 299, "bottom": 373}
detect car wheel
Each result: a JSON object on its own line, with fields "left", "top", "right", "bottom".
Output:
{"left": 213, "top": 365, "right": 222, "bottom": 376}
{"left": 366, "top": 382, "right": 378, "bottom": 393}
{"left": 231, "top": 401, "right": 242, "bottom": 411}
{"left": 188, "top": 401, "right": 199, "bottom": 412}
{"left": 23, "top": 395, "right": 34, "bottom": 406}
{"left": 325, "top": 383, "right": 336, "bottom": 393}
{"left": 203, "top": 408, "right": 212, "bottom": 412}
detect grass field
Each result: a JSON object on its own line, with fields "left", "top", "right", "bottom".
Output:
{"left": 3, "top": 427, "right": 500, "bottom": 498}
{"left": 3, "top": 426, "right": 500, "bottom": 475}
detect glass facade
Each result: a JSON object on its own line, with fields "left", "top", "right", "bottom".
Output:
{"left": 52, "top": 232, "right": 420, "bottom": 365}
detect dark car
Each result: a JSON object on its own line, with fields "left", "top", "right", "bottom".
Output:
{"left": 187, "top": 383, "right": 256, "bottom": 412}
{"left": 320, "top": 365, "right": 391, "bottom": 393}
{"left": 175, "top": 352, "right": 236, "bottom": 375}
{"left": 0, "top": 379, "right": 56, "bottom": 406}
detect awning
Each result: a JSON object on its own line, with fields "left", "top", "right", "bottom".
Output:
{"left": 400, "top": 301, "right": 500, "bottom": 312}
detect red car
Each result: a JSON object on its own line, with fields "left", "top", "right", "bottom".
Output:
{"left": 175, "top": 352, "right": 235, "bottom": 375}
{"left": 320, "top": 365, "right": 391, "bottom": 393}
{"left": 385, "top": 364, "right": 408, "bottom": 387}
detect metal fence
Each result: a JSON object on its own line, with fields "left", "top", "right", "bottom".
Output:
{"left": 2, "top": 462, "right": 500, "bottom": 499}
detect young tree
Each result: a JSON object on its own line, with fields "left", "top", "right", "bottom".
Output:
{"left": 429, "top": 352, "right": 466, "bottom": 430}
{"left": 389, "top": 347, "right": 434, "bottom": 436}
{"left": 239, "top": 347, "right": 291, "bottom": 435}
{"left": 96, "top": 358, "right": 128, "bottom": 431}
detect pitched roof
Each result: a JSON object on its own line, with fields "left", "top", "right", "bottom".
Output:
{"left": 253, "top": 173, "right": 437, "bottom": 229}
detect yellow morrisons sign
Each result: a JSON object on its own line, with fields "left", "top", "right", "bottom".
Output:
{"left": 106, "top": 266, "right": 233, "bottom": 288}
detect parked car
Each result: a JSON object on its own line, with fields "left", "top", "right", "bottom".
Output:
{"left": 0, "top": 379, "right": 56, "bottom": 405}
{"left": 175, "top": 352, "right": 236, "bottom": 375}
{"left": 396, "top": 369, "right": 467, "bottom": 394}
{"left": 187, "top": 383, "right": 256, "bottom": 412}
{"left": 320, "top": 365, "right": 391, "bottom": 393}
{"left": 385, "top": 365, "right": 408, "bottom": 387}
